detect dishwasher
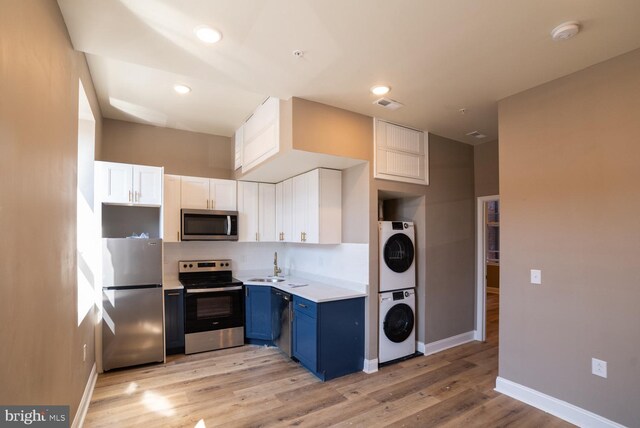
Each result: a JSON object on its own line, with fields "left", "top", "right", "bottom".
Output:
{"left": 271, "top": 288, "right": 292, "bottom": 357}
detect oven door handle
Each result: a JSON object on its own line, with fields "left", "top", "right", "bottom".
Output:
{"left": 186, "top": 286, "right": 243, "bottom": 294}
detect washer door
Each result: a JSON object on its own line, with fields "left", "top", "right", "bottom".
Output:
{"left": 383, "top": 303, "right": 415, "bottom": 343}
{"left": 383, "top": 233, "right": 415, "bottom": 273}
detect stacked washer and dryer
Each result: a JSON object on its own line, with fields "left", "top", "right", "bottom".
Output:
{"left": 378, "top": 221, "right": 417, "bottom": 364}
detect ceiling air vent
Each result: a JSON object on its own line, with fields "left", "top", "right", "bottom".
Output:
{"left": 373, "top": 97, "right": 404, "bottom": 111}
{"left": 466, "top": 130, "right": 487, "bottom": 139}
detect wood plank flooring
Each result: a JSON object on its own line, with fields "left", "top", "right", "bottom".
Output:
{"left": 85, "top": 293, "right": 573, "bottom": 427}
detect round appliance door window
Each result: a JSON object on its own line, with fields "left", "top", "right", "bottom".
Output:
{"left": 383, "top": 233, "right": 415, "bottom": 273}
{"left": 383, "top": 303, "right": 415, "bottom": 343}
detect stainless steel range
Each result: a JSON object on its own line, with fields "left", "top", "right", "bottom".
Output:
{"left": 179, "top": 259, "right": 244, "bottom": 354}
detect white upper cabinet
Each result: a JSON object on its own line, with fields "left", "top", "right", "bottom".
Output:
{"left": 258, "top": 183, "right": 276, "bottom": 242}
{"left": 180, "top": 176, "right": 209, "bottom": 209}
{"left": 374, "top": 119, "right": 429, "bottom": 185}
{"left": 234, "top": 125, "right": 243, "bottom": 170}
{"left": 181, "top": 176, "right": 236, "bottom": 211}
{"left": 96, "top": 161, "right": 162, "bottom": 206}
{"left": 291, "top": 168, "right": 341, "bottom": 244}
{"left": 210, "top": 179, "right": 237, "bottom": 211}
{"left": 134, "top": 165, "right": 163, "bottom": 205}
{"left": 237, "top": 181, "right": 259, "bottom": 242}
{"left": 237, "top": 181, "right": 276, "bottom": 242}
{"left": 241, "top": 97, "right": 280, "bottom": 173}
{"left": 276, "top": 179, "right": 294, "bottom": 242}
{"left": 163, "top": 174, "right": 181, "bottom": 242}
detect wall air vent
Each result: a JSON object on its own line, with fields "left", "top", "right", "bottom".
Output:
{"left": 466, "top": 130, "right": 487, "bottom": 139}
{"left": 373, "top": 97, "right": 404, "bottom": 111}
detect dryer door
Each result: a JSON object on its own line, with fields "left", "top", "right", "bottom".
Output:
{"left": 383, "top": 303, "right": 415, "bottom": 343}
{"left": 383, "top": 233, "right": 415, "bottom": 273}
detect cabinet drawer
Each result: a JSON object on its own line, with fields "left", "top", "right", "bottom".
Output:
{"left": 293, "top": 296, "right": 317, "bottom": 318}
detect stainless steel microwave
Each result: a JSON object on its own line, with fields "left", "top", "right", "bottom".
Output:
{"left": 181, "top": 209, "right": 238, "bottom": 241}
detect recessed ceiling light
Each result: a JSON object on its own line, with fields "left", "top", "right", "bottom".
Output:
{"left": 371, "top": 85, "right": 390, "bottom": 96}
{"left": 195, "top": 26, "right": 222, "bottom": 44}
{"left": 551, "top": 21, "right": 580, "bottom": 41}
{"left": 174, "top": 84, "right": 191, "bottom": 94}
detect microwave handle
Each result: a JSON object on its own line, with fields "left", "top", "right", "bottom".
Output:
{"left": 227, "top": 215, "right": 231, "bottom": 235}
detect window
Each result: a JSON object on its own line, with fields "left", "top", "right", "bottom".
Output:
{"left": 486, "top": 200, "right": 499, "bottom": 264}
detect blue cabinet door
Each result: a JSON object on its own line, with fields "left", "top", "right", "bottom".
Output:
{"left": 245, "top": 285, "right": 273, "bottom": 340}
{"left": 293, "top": 309, "right": 317, "bottom": 371}
{"left": 164, "top": 289, "right": 184, "bottom": 354}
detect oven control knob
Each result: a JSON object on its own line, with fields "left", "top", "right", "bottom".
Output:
{"left": 189, "top": 264, "right": 193, "bottom": 268}
{"left": 405, "top": 291, "right": 409, "bottom": 297}
{"left": 225, "top": 262, "right": 229, "bottom": 267}
{"left": 183, "top": 264, "right": 187, "bottom": 268}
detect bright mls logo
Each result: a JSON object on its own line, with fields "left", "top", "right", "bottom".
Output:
{"left": 1, "top": 406, "right": 69, "bottom": 427}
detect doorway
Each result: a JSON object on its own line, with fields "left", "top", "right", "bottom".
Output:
{"left": 475, "top": 195, "right": 499, "bottom": 342}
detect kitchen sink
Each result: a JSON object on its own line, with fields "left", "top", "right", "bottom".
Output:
{"left": 248, "top": 277, "right": 285, "bottom": 283}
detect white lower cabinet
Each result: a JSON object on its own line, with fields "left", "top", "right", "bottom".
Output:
{"left": 237, "top": 181, "right": 276, "bottom": 242}
{"left": 163, "top": 174, "right": 181, "bottom": 242}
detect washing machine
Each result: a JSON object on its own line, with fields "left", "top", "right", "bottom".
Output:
{"left": 379, "top": 221, "right": 416, "bottom": 292}
{"left": 379, "top": 289, "right": 416, "bottom": 363}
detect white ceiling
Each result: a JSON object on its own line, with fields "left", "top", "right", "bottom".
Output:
{"left": 58, "top": 0, "right": 640, "bottom": 144}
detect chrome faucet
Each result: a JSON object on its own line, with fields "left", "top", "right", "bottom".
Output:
{"left": 273, "top": 251, "right": 282, "bottom": 277}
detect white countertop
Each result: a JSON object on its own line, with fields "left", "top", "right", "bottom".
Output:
{"left": 163, "top": 278, "right": 183, "bottom": 290}
{"left": 236, "top": 270, "right": 367, "bottom": 303}
{"left": 163, "top": 271, "right": 368, "bottom": 302}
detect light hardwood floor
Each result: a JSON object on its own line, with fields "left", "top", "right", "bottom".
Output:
{"left": 85, "top": 293, "right": 572, "bottom": 427}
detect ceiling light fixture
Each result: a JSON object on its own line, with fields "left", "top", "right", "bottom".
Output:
{"left": 195, "top": 26, "right": 222, "bottom": 44}
{"left": 173, "top": 84, "right": 191, "bottom": 94}
{"left": 550, "top": 21, "right": 580, "bottom": 41}
{"left": 371, "top": 85, "right": 390, "bottom": 96}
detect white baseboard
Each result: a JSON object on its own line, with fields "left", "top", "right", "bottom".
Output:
{"left": 363, "top": 358, "right": 378, "bottom": 374}
{"left": 419, "top": 331, "right": 477, "bottom": 357}
{"left": 495, "top": 377, "right": 626, "bottom": 428}
{"left": 72, "top": 363, "right": 97, "bottom": 428}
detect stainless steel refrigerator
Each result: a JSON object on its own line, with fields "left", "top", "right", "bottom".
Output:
{"left": 101, "top": 238, "right": 163, "bottom": 371}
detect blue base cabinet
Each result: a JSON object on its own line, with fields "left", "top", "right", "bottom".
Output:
{"left": 245, "top": 285, "right": 273, "bottom": 341}
{"left": 292, "top": 295, "right": 364, "bottom": 381}
{"left": 164, "top": 289, "right": 184, "bottom": 355}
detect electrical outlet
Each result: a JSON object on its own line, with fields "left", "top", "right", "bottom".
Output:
{"left": 83, "top": 344, "right": 87, "bottom": 362}
{"left": 530, "top": 269, "right": 542, "bottom": 285}
{"left": 592, "top": 358, "right": 607, "bottom": 378}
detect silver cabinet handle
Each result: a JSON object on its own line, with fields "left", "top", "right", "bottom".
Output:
{"left": 177, "top": 231, "right": 180, "bottom": 241}
{"left": 129, "top": 190, "right": 132, "bottom": 202}
{"left": 206, "top": 199, "right": 209, "bottom": 209}
{"left": 298, "top": 303, "right": 308, "bottom": 308}
{"left": 135, "top": 191, "right": 139, "bottom": 202}
{"left": 227, "top": 215, "right": 231, "bottom": 235}
{"left": 255, "top": 232, "right": 259, "bottom": 241}
{"left": 166, "top": 292, "right": 180, "bottom": 296}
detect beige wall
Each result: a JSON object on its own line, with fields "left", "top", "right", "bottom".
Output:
{"left": 368, "top": 134, "right": 476, "bottom": 358}
{"left": 498, "top": 48, "right": 640, "bottom": 426}
{"left": 342, "top": 163, "right": 370, "bottom": 244}
{"left": 292, "top": 97, "right": 372, "bottom": 161}
{"left": 0, "top": 0, "right": 102, "bottom": 421}
{"left": 100, "top": 118, "right": 233, "bottom": 178}
{"left": 474, "top": 140, "right": 499, "bottom": 197}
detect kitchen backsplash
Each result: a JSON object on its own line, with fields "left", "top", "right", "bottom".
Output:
{"left": 283, "top": 243, "right": 369, "bottom": 285}
{"left": 163, "top": 241, "right": 369, "bottom": 285}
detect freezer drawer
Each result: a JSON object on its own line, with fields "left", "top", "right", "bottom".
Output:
{"left": 102, "top": 286, "right": 164, "bottom": 371}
